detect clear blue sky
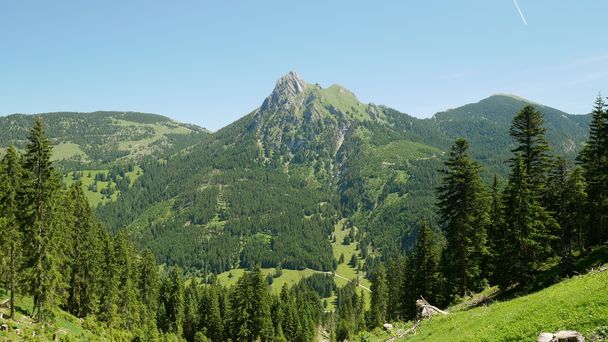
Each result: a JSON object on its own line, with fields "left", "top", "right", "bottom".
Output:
{"left": 1, "top": 1, "right": 607, "bottom": 130}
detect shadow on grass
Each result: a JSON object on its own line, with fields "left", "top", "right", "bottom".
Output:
{"left": 495, "top": 245, "right": 608, "bottom": 301}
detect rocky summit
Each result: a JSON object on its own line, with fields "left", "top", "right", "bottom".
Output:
{"left": 261, "top": 71, "right": 308, "bottom": 111}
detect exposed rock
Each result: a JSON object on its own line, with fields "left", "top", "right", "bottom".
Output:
{"left": 14, "top": 328, "right": 21, "bottom": 335}
{"left": 1, "top": 323, "right": 8, "bottom": 331}
{"left": 383, "top": 323, "right": 393, "bottom": 331}
{"left": 537, "top": 330, "right": 584, "bottom": 342}
{"left": 261, "top": 71, "right": 308, "bottom": 111}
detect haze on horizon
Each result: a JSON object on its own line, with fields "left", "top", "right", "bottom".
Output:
{"left": 1, "top": 0, "right": 607, "bottom": 131}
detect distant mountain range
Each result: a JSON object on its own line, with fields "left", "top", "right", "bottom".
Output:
{"left": 0, "top": 72, "right": 591, "bottom": 273}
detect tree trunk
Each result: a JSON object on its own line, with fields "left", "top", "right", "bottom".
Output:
{"left": 9, "top": 244, "right": 15, "bottom": 320}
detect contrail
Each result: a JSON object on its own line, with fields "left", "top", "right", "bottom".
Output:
{"left": 512, "top": 0, "right": 528, "bottom": 25}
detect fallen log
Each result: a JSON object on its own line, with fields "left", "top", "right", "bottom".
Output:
{"left": 416, "top": 297, "right": 448, "bottom": 319}
{"left": 384, "top": 297, "right": 448, "bottom": 341}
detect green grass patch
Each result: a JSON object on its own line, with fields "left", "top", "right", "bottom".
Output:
{"left": 51, "top": 142, "right": 88, "bottom": 162}
{"left": 216, "top": 268, "right": 318, "bottom": 294}
{"left": 401, "top": 268, "right": 608, "bottom": 341}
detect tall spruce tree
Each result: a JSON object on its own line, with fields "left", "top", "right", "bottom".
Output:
{"left": 139, "top": 249, "right": 160, "bottom": 337}
{"left": 198, "top": 286, "right": 223, "bottom": 342}
{"left": 99, "top": 233, "right": 120, "bottom": 326}
{"left": 114, "top": 230, "right": 141, "bottom": 331}
{"left": 486, "top": 175, "right": 503, "bottom": 283}
{"left": 496, "top": 157, "right": 556, "bottom": 287}
{"left": 578, "top": 94, "right": 608, "bottom": 245}
{"left": 563, "top": 167, "right": 588, "bottom": 253}
{"left": 159, "top": 266, "right": 185, "bottom": 335}
{"left": 368, "top": 264, "right": 388, "bottom": 328}
{"left": 437, "top": 138, "right": 489, "bottom": 299}
{"left": 228, "top": 272, "right": 254, "bottom": 341}
{"left": 0, "top": 146, "right": 24, "bottom": 319}
{"left": 249, "top": 266, "right": 274, "bottom": 341}
{"left": 509, "top": 105, "right": 551, "bottom": 191}
{"left": 411, "top": 221, "right": 442, "bottom": 306}
{"left": 66, "top": 183, "right": 103, "bottom": 317}
{"left": 546, "top": 158, "right": 588, "bottom": 257}
{"left": 385, "top": 255, "right": 405, "bottom": 321}
{"left": 22, "top": 117, "right": 64, "bottom": 321}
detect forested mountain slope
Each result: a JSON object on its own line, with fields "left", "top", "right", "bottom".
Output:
{"left": 0, "top": 73, "right": 591, "bottom": 276}
{"left": 0, "top": 111, "right": 209, "bottom": 166}
{"left": 431, "top": 94, "right": 590, "bottom": 176}
{"left": 95, "top": 72, "right": 450, "bottom": 272}
{"left": 92, "top": 72, "right": 591, "bottom": 274}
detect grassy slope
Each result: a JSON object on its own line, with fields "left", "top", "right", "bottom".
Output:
{"left": 359, "top": 251, "right": 608, "bottom": 342}
{"left": 0, "top": 291, "right": 103, "bottom": 341}
{"left": 51, "top": 142, "right": 88, "bottom": 162}
{"left": 216, "top": 268, "right": 319, "bottom": 294}
{"left": 405, "top": 269, "right": 608, "bottom": 341}
{"left": 113, "top": 118, "right": 193, "bottom": 158}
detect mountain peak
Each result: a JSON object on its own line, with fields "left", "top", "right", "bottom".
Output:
{"left": 261, "top": 71, "right": 308, "bottom": 111}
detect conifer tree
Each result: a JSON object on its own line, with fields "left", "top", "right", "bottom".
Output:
{"left": 250, "top": 266, "right": 274, "bottom": 341}
{"left": 114, "top": 230, "right": 141, "bottom": 331}
{"left": 22, "top": 117, "right": 64, "bottom": 321}
{"left": 578, "top": 94, "right": 608, "bottom": 245}
{"left": 159, "top": 266, "right": 185, "bottom": 335}
{"left": 368, "top": 264, "right": 388, "bottom": 328}
{"left": 486, "top": 175, "right": 503, "bottom": 283}
{"left": 564, "top": 167, "right": 588, "bottom": 253}
{"left": 437, "top": 138, "right": 489, "bottom": 299}
{"left": 0, "top": 146, "right": 24, "bottom": 319}
{"left": 66, "top": 183, "right": 103, "bottom": 317}
{"left": 199, "top": 286, "right": 223, "bottom": 342}
{"left": 99, "top": 234, "right": 120, "bottom": 326}
{"left": 496, "top": 157, "right": 556, "bottom": 287}
{"left": 385, "top": 255, "right": 405, "bottom": 321}
{"left": 139, "top": 249, "right": 159, "bottom": 335}
{"left": 411, "top": 221, "right": 442, "bottom": 305}
{"left": 545, "top": 163, "right": 588, "bottom": 256}
{"left": 279, "top": 284, "right": 298, "bottom": 341}
{"left": 228, "top": 272, "right": 253, "bottom": 341}
{"left": 509, "top": 105, "right": 551, "bottom": 191}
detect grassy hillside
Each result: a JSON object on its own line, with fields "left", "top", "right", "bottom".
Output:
{"left": 358, "top": 250, "right": 608, "bottom": 342}
{"left": 0, "top": 290, "right": 108, "bottom": 341}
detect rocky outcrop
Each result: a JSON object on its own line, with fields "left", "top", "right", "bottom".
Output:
{"left": 261, "top": 71, "right": 308, "bottom": 111}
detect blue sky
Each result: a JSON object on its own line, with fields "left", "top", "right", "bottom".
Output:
{"left": 1, "top": 1, "right": 607, "bottom": 131}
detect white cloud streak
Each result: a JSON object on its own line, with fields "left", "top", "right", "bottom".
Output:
{"left": 512, "top": 0, "right": 528, "bottom": 25}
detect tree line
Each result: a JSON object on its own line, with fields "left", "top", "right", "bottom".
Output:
{"left": 363, "top": 95, "right": 608, "bottom": 336}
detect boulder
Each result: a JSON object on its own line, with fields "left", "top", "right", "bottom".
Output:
{"left": 537, "top": 330, "right": 584, "bottom": 342}
{"left": 383, "top": 323, "right": 393, "bottom": 331}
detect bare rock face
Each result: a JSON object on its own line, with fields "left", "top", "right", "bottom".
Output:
{"left": 261, "top": 71, "right": 308, "bottom": 111}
